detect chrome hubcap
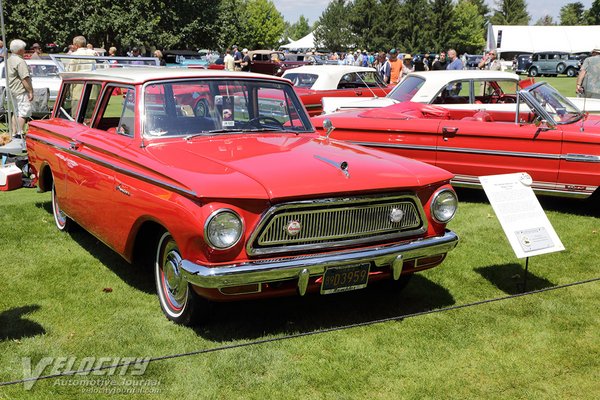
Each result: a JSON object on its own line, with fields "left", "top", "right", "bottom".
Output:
{"left": 161, "top": 242, "right": 187, "bottom": 308}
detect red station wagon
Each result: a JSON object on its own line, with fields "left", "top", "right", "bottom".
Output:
{"left": 26, "top": 68, "right": 459, "bottom": 325}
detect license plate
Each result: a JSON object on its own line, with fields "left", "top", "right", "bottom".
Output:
{"left": 321, "top": 263, "right": 370, "bottom": 295}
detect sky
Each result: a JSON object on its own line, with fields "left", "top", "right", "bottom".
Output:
{"left": 272, "top": 0, "right": 594, "bottom": 25}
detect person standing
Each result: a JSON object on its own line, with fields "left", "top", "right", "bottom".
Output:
{"left": 446, "top": 49, "right": 463, "bottom": 70}
{"left": 6, "top": 40, "right": 33, "bottom": 137}
{"left": 68, "top": 36, "right": 97, "bottom": 72}
{"left": 576, "top": 47, "right": 600, "bottom": 99}
{"left": 478, "top": 50, "right": 501, "bottom": 70}
{"left": 241, "top": 48, "right": 251, "bottom": 72}
{"left": 0, "top": 40, "right": 6, "bottom": 59}
{"left": 29, "top": 43, "right": 43, "bottom": 59}
{"left": 154, "top": 50, "right": 166, "bottom": 66}
{"left": 232, "top": 45, "right": 242, "bottom": 71}
{"left": 401, "top": 54, "right": 413, "bottom": 79}
{"left": 376, "top": 51, "right": 391, "bottom": 84}
{"left": 432, "top": 52, "right": 447, "bottom": 70}
{"left": 223, "top": 48, "right": 235, "bottom": 71}
{"left": 388, "top": 49, "right": 402, "bottom": 84}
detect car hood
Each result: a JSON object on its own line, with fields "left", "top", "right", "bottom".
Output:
{"left": 143, "top": 134, "right": 452, "bottom": 202}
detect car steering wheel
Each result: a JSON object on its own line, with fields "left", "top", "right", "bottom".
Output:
{"left": 248, "top": 116, "right": 284, "bottom": 129}
{"left": 497, "top": 95, "right": 516, "bottom": 104}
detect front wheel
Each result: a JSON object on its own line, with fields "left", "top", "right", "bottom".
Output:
{"left": 529, "top": 67, "right": 538, "bottom": 77}
{"left": 566, "top": 67, "right": 577, "bottom": 77}
{"left": 155, "top": 232, "right": 210, "bottom": 325}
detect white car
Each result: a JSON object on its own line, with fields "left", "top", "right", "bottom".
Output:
{"left": 282, "top": 65, "right": 392, "bottom": 116}
{"left": 322, "top": 70, "right": 600, "bottom": 114}
{"left": 0, "top": 58, "right": 61, "bottom": 101}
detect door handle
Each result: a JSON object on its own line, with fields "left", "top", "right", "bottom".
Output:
{"left": 69, "top": 140, "right": 82, "bottom": 151}
{"left": 355, "top": 90, "right": 363, "bottom": 96}
{"left": 442, "top": 127, "right": 458, "bottom": 141}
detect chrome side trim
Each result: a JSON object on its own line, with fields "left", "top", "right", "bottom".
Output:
{"left": 564, "top": 154, "right": 600, "bottom": 163}
{"left": 350, "top": 140, "right": 562, "bottom": 160}
{"left": 246, "top": 193, "right": 428, "bottom": 256}
{"left": 181, "top": 230, "right": 459, "bottom": 289}
{"left": 27, "top": 134, "right": 197, "bottom": 198}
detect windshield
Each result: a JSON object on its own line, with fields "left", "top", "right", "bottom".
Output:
{"left": 143, "top": 79, "right": 313, "bottom": 137}
{"left": 521, "top": 82, "right": 582, "bottom": 124}
{"left": 387, "top": 75, "right": 425, "bottom": 102}
{"left": 284, "top": 73, "right": 318, "bottom": 88}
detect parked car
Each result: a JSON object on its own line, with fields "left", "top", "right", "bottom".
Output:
{"left": 0, "top": 58, "right": 61, "bottom": 100}
{"left": 282, "top": 65, "right": 393, "bottom": 116}
{"left": 26, "top": 68, "right": 459, "bottom": 325}
{"left": 249, "top": 50, "right": 313, "bottom": 76}
{"left": 163, "top": 50, "right": 209, "bottom": 67}
{"left": 514, "top": 54, "right": 532, "bottom": 74}
{"left": 465, "top": 55, "right": 483, "bottom": 70}
{"left": 321, "top": 70, "right": 600, "bottom": 114}
{"left": 313, "top": 81, "right": 600, "bottom": 199}
{"left": 527, "top": 52, "right": 580, "bottom": 77}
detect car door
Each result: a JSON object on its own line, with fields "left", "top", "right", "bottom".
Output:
{"left": 63, "top": 83, "right": 133, "bottom": 245}
{"left": 435, "top": 115, "right": 562, "bottom": 191}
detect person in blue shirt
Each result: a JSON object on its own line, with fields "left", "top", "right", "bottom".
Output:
{"left": 446, "top": 49, "right": 463, "bottom": 70}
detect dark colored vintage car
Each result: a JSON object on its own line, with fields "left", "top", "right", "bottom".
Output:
{"left": 313, "top": 81, "right": 600, "bottom": 199}
{"left": 465, "top": 55, "right": 483, "bottom": 70}
{"left": 26, "top": 68, "right": 459, "bottom": 325}
{"left": 527, "top": 52, "right": 580, "bottom": 77}
{"left": 514, "top": 54, "right": 532, "bottom": 74}
{"left": 248, "top": 50, "right": 313, "bottom": 76}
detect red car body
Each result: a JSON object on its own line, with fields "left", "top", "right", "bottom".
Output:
{"left": 26, "top": 68, "right": 459, "bottom": 324}
{"left": 313, "top": 82, "right": 600, "bottom": 199}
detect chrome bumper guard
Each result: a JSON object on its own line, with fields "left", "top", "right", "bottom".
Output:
{"left": 180, "top": 231, "right": 459, "bottom": 296}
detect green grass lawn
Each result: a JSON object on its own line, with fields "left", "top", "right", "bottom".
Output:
{"left": 1, "top": 188, "right": 599, "bottom": 399}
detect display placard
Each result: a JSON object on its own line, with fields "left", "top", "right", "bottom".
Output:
{"left": 479, "top": 173, "right": 565, "bottom": 259}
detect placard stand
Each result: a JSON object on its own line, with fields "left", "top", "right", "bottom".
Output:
{"left": 520, "top": 257, "right": 530, "bottom": 292}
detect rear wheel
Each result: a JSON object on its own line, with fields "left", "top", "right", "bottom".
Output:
{"left": 154, "top": 232, "right": 210, "bottom": 325}
{"left": 556, "top": 63, "right": 566, "bottom": 74}
{"left": 529, "top": 67, "right": 538, "bottom": 77}
{"left": 51, "top": 181, "right": 73, "bottom": 231}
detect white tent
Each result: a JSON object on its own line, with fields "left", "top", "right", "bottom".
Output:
{"left": 280, "top": 32, "right": 318, "bottom": 50}
{"left": 487, "top": 24, "right": 600, "bottom": 55}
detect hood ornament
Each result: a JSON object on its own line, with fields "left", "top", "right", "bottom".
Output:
{"left": 314, "top": 155, "right": 350, "bottom": 178}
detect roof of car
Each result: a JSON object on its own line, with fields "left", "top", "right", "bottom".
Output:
{"left": 282, "top": 65, "right": 379, "bottom": 90}
{"left": 409, "top": 70, "right": 519, "bottom": 82}
{"left": 59, "top": 67, "right": 291, "bottom": 85}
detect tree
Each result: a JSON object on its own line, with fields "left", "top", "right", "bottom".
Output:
{"left": 314, "top": 0, "right": 355, "bottom": 51}
{"left": 560, "top": 2, "right": 586, "bottom": 25}
{"left": 534, "top": 15, "right": 556, "bottom": 25}
{"left": 397, "top": 0, "right": 432, "bottom": 53}
{"left": 585, "top": 0, "right": 600, "bottom": 24}
{"left": 449, "top": 0, "right": 486, "bottom": 54}
{"left": 244, "top": 0, "right": 285, "bottom": 48}
{"left": 216, "top": 0, "right": 248, "bottom": 49}
{"left": 348, "top": 0, "right": 382, "bottom": 50}
{"left": 287, "top": 15, "right": 312, "bottom": 41}
{"left": 429, "top": 0, "right": 455, "bottom": 53}
{"left": 470, "top": 0, "right": 491, "bottom": 21}
{"left": 372, "top": 0, "right": 403, "bottom": 51}
{"left": 490, "top": 0, "right": 530, "bottom": 25}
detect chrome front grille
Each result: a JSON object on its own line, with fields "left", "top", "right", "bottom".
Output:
{"left": 248, "top": 194, "right": 427, "bottom": 256}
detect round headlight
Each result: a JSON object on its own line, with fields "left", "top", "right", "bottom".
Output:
{"left": 431, "top": 189, "right": 458, "bottom": 223}
{"left": 205, "top": 209, "right": 243, "bottom": 250}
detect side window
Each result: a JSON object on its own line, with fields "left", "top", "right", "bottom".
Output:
{"left": 96, "top": 86, "right": 135, "bottom": 136}
{"left": 57, "top": 82, "right": 85, "bottom": 121}
{"left": 433, "top": 80, "right": 468, "bottom": 103}
{"left": 81, "top": 83, "right": 102, "bottom": 126}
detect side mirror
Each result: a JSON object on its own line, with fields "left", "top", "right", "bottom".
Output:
{"left": 534, "top": 117, "right": 556, "bottom": 130}
{"left": 323, "top": 119, "right": 335, "bottom": 139}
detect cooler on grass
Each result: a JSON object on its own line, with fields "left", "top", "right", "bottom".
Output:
{"left": 0, "top": 163, "right": 22, "bottom": 191}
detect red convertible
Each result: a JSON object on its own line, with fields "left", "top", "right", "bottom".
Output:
{"left": 313, "top": 82, "right": 600, "bottom": 199}
{"left": 26, "top": 68, "right": 459, "bottom": 325}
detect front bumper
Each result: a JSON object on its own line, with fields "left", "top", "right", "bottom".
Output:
{"left": 180, "top": 231, "right": 459, "bottom": 296}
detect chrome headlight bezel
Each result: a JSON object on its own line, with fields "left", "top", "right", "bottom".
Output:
{"left": 431, "top": 189, "right": 458, "bottom": 224}
{"left": 204, "top": 209, "right": 244, "bottom": 250}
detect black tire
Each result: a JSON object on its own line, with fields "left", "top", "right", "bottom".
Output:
{"left": 529, "top": 67, "right": 538, "bottom": 77}
{"left": 154, "top": 232, "right": 210, "bottom": 325}
{"left": 566, "top": 67, "right": 577, "bottom": 77}
{"left": 193, "top": 99, "right": 209, "bottom": 117}
{"left": 51, "top": 181, "right": 74, "bottom": 232}
{"left": 556, "top": 63, "right": 566, "bottom": 74}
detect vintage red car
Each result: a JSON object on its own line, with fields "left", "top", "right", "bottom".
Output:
{"left": 282, "top": 65, "right": 393, "bottom": 116}
{"left": 248, "top": 50, "right": 312, "bottom": 76}
{"left": 26, "top": 68, "right": 459, "bottom": 325}
{"left": 313, "top": 82, "right": 600, "bottom": 199}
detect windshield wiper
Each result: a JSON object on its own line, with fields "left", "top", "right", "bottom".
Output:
{"left": 184, "top": 129, "right": 236, "bottom": 140}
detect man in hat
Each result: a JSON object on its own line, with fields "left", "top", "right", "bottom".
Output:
{"left": 401, "top": 53, "right": 413, "bottom": 79}
{"left": 30, "top": 43, "right": 43, "bottom": 59}
{"left": 232, "top": 45, "right": 242, "bottom": 71}
{"left": 388, "top": 49, "right": 402, "bottom": 84}
{"left": 577, "top": 47, "right": 600, "bottom": 99}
